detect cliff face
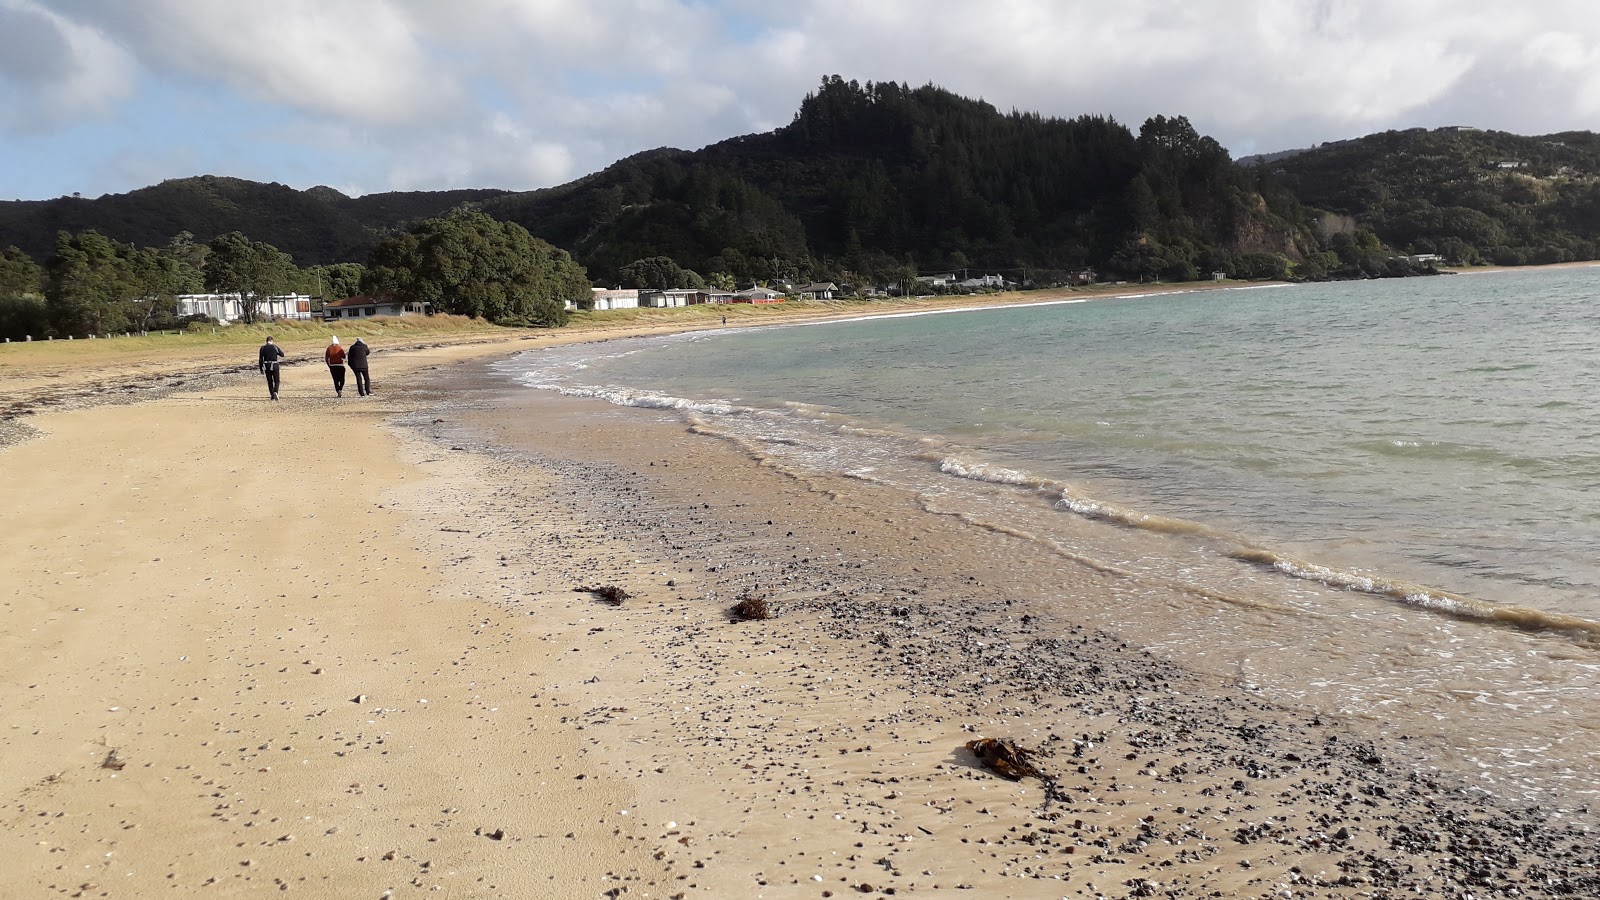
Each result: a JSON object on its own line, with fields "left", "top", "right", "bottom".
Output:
{"left": 1233, "top": 195, "right": 1303, "bottom": 260}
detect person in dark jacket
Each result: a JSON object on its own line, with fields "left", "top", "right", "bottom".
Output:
{"left": 258, "top": 336, "right": 286, "bottom": 400}
{"left": 346, "top": 337, "right": 372, "bottom": 396}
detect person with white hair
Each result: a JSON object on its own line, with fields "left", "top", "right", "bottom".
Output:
{"left": 324, "top": 335, "right": 347, "bottom": 397}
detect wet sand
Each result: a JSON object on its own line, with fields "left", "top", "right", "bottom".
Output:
{"left": 4, "top": 302, "right": 1598, "bottom": 898}
{"left": 396, "top": 356, "right": 1600, "bottom": 897}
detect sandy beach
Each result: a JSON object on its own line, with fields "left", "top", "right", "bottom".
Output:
{"left": 5, "top": 289, "right": 1599, "bottom": 899}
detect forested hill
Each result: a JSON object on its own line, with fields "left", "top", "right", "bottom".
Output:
{"left": 480, "top": 77, "right": 1304, "bottom": 284}
{"left": 0, "top": 176, "right": 507, "bottom": 266}
{"left": 1257, "top": 127, "right": 1600, "bottom": 265}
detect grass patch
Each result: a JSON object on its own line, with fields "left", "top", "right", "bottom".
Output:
{"left": 0, "top": 314, "right": 509, "bottom": 375}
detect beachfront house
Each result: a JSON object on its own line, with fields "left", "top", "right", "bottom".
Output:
{"left": 639, "top": 289, "right": 709, "bottom": 308}
{"left": 323, "top": 295, "right": 432, "bottom": 320}
{"left": 955, "top": 274, "right": 1006, "bottom": 291}
{"left": 175, "top": 292, "right": 315, "bottom": 324}
{"left": 915, "top": 274, "right": 955, "bottom": 288}
{"left": 582, "top": 288, "right": 640, "bottom": 311}
{"left": 797, "top": 282, "right": 839, "bottom": 300}
{"left": 733, "top": 287, "right": 784, "bottom": 304}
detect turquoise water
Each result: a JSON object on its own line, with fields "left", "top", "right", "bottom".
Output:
{"left": 519, "top": 269, "right": 1600, "bottom": 624}
{"left": 496, "top": 268, "right": 1600, "bottom": 801}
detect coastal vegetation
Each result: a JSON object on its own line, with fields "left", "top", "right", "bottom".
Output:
{"left": 3, "top": 77, "right": 1599, "bottom": 340}
{"left": 362, "top": 211, "right": 587, "bottom": 328}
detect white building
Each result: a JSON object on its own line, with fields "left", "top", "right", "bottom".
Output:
{"left": 639, "top": 289, "right": 709, "bottom": 308}
{"left": 580, "top": 288, "right": 640, "bottom": 311}
{"left": 323, "top": 295, "right": 433, "bottom": 320}
{"left": 955, "top": 274, "right": 1006, "bottom": 291}
{"left": 175, "top": 293, "right": 315, "bottom": 324}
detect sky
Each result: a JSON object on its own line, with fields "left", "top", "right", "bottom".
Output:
{"left": 1, "top": 0, "right": 1597, "bottom": 201}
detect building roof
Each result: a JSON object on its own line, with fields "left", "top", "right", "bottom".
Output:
{"left": 324, "top": 295, "right": 401, "bottom": 309}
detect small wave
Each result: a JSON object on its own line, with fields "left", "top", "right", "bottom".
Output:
{"left": 934, "top": 453, "right": 1239, "bottom": 542}
{"left": 937, "top": 455, "right": 1059, "bottom": 491}
{"left": 1230, "top": 548, "right": 1600, "bottom": 643}
{"left": 557, "top": 384, "right": 744, "bottom": 416}
{"left": 1055, "top": 492, "right": 1232, "bottom": 540}
{"left": 916, "top": 497, "right": 1287, "bottom": 610}
{"left": 1354, "top": 438, "right": 1549, "bottom": 470}
{"left": 1463, "top": 363, "right": 1538, "bottom": 373}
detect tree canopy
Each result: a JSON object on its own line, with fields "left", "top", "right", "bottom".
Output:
{"left": 204, "top": 232, "right": 298, "bottom": 324}
{"left": 617, "top": 256, "right": 707, "bottom": 290}
{"left": 362, "top": 211, "right": 587, "bottom": 327}
{"left": 42, "top": 230, "right": 204, "bottom": 337}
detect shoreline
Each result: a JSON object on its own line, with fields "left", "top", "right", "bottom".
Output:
{"left": 5, "top": 278, "right": 1600, "bottom": 896}
{"left": 0, "top": 280, "right": 1262, "bottom": 423}
{"left": 395, "top": 356, "right": 1600, "bottom": 896}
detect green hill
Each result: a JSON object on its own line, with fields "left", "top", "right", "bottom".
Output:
{"left": 483, "top": 77, "right": 1304, "bottom": 284}
{"left": 1256, "top": 127, "right": 1600, "bottom": 265}
{"left": 0, "top": 176, "right": 507, "bottom": 266}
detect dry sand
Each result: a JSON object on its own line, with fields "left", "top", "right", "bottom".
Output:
{"left": 5, "top": 290, "right": 1598, "bottom": 899}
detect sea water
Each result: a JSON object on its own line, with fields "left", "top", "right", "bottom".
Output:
{"left": 497, "top": 267, "right": 1600, "bottom": 803}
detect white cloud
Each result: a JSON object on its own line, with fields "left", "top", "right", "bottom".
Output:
{"left": 385, "top": 114, "right": 576, "bottom": 191}
{"left": 0, "top": 0, "right": 135, "bottom": 132}
{"left": 47, "top": 0, "right": 459, "bottom": 123}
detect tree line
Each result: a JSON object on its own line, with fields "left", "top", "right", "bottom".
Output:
{"left": 0, "top": 211, "right": 586, "bottom": 341}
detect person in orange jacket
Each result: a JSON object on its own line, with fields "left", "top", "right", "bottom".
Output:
{"left": 325, "top": 336, "right": 347, "bottom": 397}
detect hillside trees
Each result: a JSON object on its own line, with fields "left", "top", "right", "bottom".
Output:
{"left": 0, "top": 245, "right": 42, "bottom": 296}
{"left": 0, "top": 245, "right": 47, "bottom": 340}
{"left": 617, "top": 256, "right": 706, "bottom": 290}
{"left": 1265, "top": 127, "right": 1600, "bottom": 264}
{"left": 302, "top": 262, "right": 365, "bottom": 299}
{"left": 362, "top": 211, "right": 586, "bottom": 327}
{"left": 43, "top": 230, "right": 204, "bottom": 337}
{"left": 204, "top": 232, "right": 298, "bottom": 324}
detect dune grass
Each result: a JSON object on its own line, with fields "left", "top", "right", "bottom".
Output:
{"left": 0, "top": 315, "right": 508, "bottom": 373}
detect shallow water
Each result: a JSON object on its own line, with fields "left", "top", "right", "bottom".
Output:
{"left": 491, "top": 269, "right": 1600, "bottom": 804}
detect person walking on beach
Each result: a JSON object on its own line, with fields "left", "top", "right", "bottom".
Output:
{"left": 347, "top": 336, "right": 372, "bottom": 396}
{"left": 325, "top": 336, "right": 347, "bottom": 397}
{"left": 258, "top": 336, "right": 286, "bottom": 401}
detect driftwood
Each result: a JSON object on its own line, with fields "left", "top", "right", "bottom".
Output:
{"left": 966, "top": 737, "right": 1044, "bottom": 781}
{"left": 577, "top": 585, "right": 630, "bottom": 605}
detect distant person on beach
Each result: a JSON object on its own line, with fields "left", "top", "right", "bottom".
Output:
{"left": 325, "top": 336, "right": 347, "bottom": 397}
{"left": 721, "top": 315, "right": 727, "bottom": 324}
{"left": 257, "top": 336, "right": 285, "bottom": 401}
{"left": 347, "top": 337, "right": 372, "bottom": 396}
